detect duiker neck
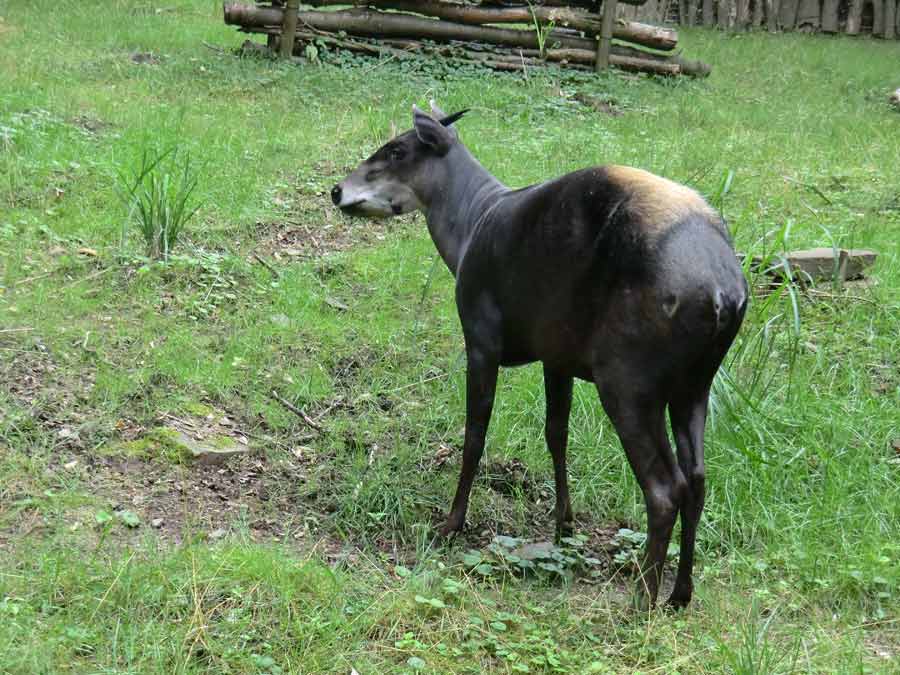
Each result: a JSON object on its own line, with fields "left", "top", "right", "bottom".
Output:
{"left": 423, "top": 143, "right": 507, "bottom": 275}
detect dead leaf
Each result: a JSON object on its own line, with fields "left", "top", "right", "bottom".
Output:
{"left": 77, "top": 247, "right": 98, "bottom": 257}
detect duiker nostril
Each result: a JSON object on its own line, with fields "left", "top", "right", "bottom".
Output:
{"left": 330, "top": 184, "right": 342, "bottom": 206}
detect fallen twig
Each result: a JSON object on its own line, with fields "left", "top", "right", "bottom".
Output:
{"left": 269, "top": 390, "right": 323, "bottom": 432}
{"left": 782, "top": 175, "right": 833, "bottom": 205}
{"left": 14, "top": 272, "right": 52, "bottom": 286}
{"left": 251, "top": 252, "right": 281, "bottom": 279}
{"left": 90, "top": 551, "right": 136, "bottom": 622}
{"left": 202, "top": 40, "right": 227, "bottom": 54}
{"left": 51, "top": 267, "right": 114, "bottom": 297}
{"left": 805, "top": 287, "right": 884, "bottom": 308}
{"left": 313, "top": 396, "right": 345, "bottom": 423}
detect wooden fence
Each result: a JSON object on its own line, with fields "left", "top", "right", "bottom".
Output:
{"left": 619, "top": 0, "right": 898, "bottom": 37}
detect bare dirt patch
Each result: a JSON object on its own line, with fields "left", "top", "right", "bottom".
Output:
{"left": 81, "top": 451, "right": 315, "bottom": 544}
{"left": 255, "top": 212, "right": 401, "bottom": 262}
{"left": 68, "top": 114, "right": 116, "bottom": 138}
{"left": 0, "top": 339, "right": 98, "bottom": 450}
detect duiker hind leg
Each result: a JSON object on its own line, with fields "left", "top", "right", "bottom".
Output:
{"left": 666, "top": 327, "right": 740, "bottom": 607}
{"left": 596, "top": 370, "right": 688, "bottom": 609}
{"left": 666, "top": 387, "right": 710, "bottom": 609}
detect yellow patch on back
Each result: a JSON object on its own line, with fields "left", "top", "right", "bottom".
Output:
{"left": 606, "top": 165, "right": 718, "bottom": 234}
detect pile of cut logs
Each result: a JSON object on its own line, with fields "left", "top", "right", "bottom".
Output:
{"left": 223, "top": 0, "right": 711, "bottom": 77}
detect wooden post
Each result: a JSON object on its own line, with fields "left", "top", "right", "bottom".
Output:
{"left": 873, "top": 0, "right": 885, "bottom": 35}
{"left": 279, "top": 0, "right": 300, "bottom": 59}
{"left": 821, "top": 0, "right": 840, "bottom": 31}
{"left": 885, "top": 0, "right": 897, "bottom": 39}
{"left": 845, "top": 0, "right": 863, "bottom": 33}
{"left": 596, "top": 0, "right": 618, "bottom": 71}
{"left": 717, "top": 0, "right": 731, "bottom": 28}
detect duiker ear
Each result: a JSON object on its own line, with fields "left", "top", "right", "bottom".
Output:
{"left": 429, "top": 99, "right": 462, "bottom": 139}
{"left": 429, "top": 99, "right": 448, "bottom": 119}
{"left": 412, "top": 104, "right": 454, "bottom": 155}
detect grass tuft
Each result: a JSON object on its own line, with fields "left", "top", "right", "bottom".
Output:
{"left": 116, "top": 145, "right": 202, "bottom": 261}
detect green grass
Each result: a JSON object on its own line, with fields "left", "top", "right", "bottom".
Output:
{"left": 2, "top": 1, "right": 899, "bottom": 672}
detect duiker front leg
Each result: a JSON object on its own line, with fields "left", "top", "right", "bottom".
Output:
{"left": 438, "top": 349, "right": 499, "bottom": 536}
{"left": 544, "top": 368, "right": 574, "bottom": 539}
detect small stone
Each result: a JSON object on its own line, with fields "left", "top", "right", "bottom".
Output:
{"left": 324, "top": 296, "right": 349, "bottom": 311}
{"left": 890, "top": 88, "right": 900, "bottom": 110}
{"left": 270, "top": 313, "right": 290, "bottom": 328}
{"left": 151, "top": 518, "right": 164, "bottom": 529}
{"left": 209, "top": 528, "right": 227, "bottom": 540}
{"left": 63, "top": 460, "right": 78, "bottom": 471}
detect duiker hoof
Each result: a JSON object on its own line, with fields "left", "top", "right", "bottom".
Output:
{"left": 436, "top": 517, "right": 464, "bottom": 539}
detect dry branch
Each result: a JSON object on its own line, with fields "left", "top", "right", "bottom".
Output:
{"left": 223, "top": 3, "right": 676, "bottom": 51}
{"left": 269, "top": 390, "right": 323, "bottom": 432}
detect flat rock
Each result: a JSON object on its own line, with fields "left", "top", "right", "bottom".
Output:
{"left": 786, "top": 248, "right": 877, "bottom": 282}
{"left": 511, "top": 541, "right": 556, "bottom": 561}
{"left": 174, "top": 430, "right": 250, "bottom": 466}
{"left": 747, "top": 248, "right": 877, "bottom": 283}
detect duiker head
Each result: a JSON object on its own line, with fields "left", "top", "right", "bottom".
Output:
{"left": 331, "top": 101, "right": 468, "bottom": 218}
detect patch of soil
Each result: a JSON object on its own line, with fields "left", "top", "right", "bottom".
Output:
{"left": 572, "top": 92, "right": 623, "bottom": 116}
{"left": 256, "top": 214, "right": 401, "bottom": 262}
{"left": 77, "top": 450, "right": 316, "bottom": 545}
{"left": 481, "top": 457, "right": 535, "bottom": 497}
{"left": 0, "top": 340, "right": 98, "bottom": 450}
{"left": 329, "top": 346, "right": 380, "bottom": 389}
{"left": 69, "top": 114, "right": 115, "bottom": 138}
{"left": 130, "top": 51, "right": 162, "bottom": 65}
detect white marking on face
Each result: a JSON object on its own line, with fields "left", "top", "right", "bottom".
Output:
{"left": 339, "top": 177, "right": 423, "bottom": 217}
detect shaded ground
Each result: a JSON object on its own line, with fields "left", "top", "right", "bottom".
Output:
{"left": 1, "top": 316, "right": 631, "bottom": 584}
